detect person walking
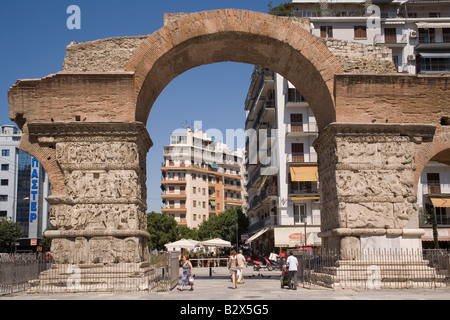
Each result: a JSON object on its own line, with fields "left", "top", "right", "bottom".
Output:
{"left": 237, "top": 249, "right": 247, "bottom": 284}
{"left": 228, "top": 249, "right": 239, "bottom": 289}
{"left": 177, "top": 255, "right": 194, "bottom": 291}
{"left": 286, "top": 251, "right": 299, "bottom": 290}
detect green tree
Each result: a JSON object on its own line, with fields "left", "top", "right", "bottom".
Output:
{"left": 268, "top": 2, "right": 292, "bottom": 15}
{"left": 40, "top": 228, "right": 53, "bottom": 252}
{"left": 178, "top": 225, "right": 199, "bottom": 241}
{"left": 146, "top": 211, "right": 178, "bottom": 250}
{"left": 0, "top": 217, "right": 23, "bottom": 253}
{"left": 425, "top": 208, "right": 440, "bottom": 249}
{"left": 198, "top": 207, "right": 249, "bottom": 244}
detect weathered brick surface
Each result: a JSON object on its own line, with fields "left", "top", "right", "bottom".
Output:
{"left": 8, "top": 72, "right": 136, "bottom": 125}
{"left": 63, "top": 36, "right": 147, "bottom": 72}
{"left": 335, "top": 74, "right": 450, "bottom": 125}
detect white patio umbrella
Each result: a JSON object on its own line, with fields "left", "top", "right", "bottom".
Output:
{"left": 200, "top": 238, "right": 232, "bottom": 247}
{"left": 165, "top": 239, "right": 200, "bottom": 251}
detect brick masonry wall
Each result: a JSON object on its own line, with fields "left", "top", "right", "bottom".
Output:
{"left": 8, "top": 72, "right": 137, "bottom": 125}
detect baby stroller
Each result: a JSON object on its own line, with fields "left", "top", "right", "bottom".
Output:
{"left": 280, "top": 264, "right": 292, "bottom": 289}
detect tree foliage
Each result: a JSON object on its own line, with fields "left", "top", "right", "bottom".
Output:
{"left": 0, "top": 217, "right": 23, "bottom": 253}
{"left": 197, "top": 207, "right": 249, "bottom": 243}
{"left": 146, "top": 211, "right": 179, "bottom": 250}
{"left": 268, "top": 2, "right": 292, "bottom": 15}
{"left": 146, "top": 208, "right": 249, "bottom": 250}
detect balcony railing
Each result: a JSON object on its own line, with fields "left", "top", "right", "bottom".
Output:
{"left": 373, "top": 33, "right": 408, "bottom": 46}
{"left": 419, "top": 213, "right": 450, "bottom": 226}
{"left": 289, "top": 182, "right": 319, "bottom": 195}
{"left": 286, "top": 123, "right": 318, "bottom": 135}
{"left": 249, "top": 186, "right": 278, "bottom": 210}
{"left": 248, "top": 215, "right": 279, "bottom": 233}
{"left": 287, "top": 152, "right": 318, "bottom": 164}
{"left": 423, "top": 184, "right": 442, "bottom": 195}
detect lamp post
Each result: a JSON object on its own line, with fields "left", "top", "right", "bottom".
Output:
{"left": 235, "top": 221, "right": 239, "bottom": 250}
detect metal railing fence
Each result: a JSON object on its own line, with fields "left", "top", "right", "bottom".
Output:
{"left": 296, "top": 249, "right": 449, "bottom": 290}
{"left": 0, "top": 252, "right": 180, "bottom": 295}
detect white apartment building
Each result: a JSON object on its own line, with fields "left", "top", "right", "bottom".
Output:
{"left": 244, "top": 67, "right": 321, "bottom": 255}
{"left": 0, "top": 124, "right": 51, "bottom": 252}
{"left": 286, "top": 0, "right": 450, "bottom": 74}
{"left": 0, "top": 125, "right": 22, "bottom": 221}
{"left": 161, "top": 126, "right": 246, "bottom": 229}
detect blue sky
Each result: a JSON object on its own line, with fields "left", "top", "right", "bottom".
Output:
{"left": 0, "top": 1, "right": 271, "bottom": 212}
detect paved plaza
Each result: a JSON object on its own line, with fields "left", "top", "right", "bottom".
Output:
{"left": 1, "top": 267, "right": 449, "bottom": 301}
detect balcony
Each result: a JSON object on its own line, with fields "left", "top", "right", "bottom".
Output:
{"left": 286, "top": 123, "right": 318, "bottom": 137}
{"left": 289, "top": 182, "right": 319, "bottom": 197}
{"left": 249, "top": 186, "right": 278, "bottom": 211}
{"left": 248, "top": 215, "right": 279, "bottom": 233}
{"left": 419, "top": 213, "right": 450, "bottom": 227}
{"left": 287, "top": 152, "right": 318, "bottom": 164}
{"left": 423, "top": 184, "right": 442, "bottom": 195}
{"left": 373, "top": 33, "right": 407, "bottom": 47}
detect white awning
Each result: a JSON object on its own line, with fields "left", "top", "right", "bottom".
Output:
{"left": 416, "top": 22, "right": 450, "bottom": 29}
{"left": 419, "top": 52, "right": 450, "bottom": 58}
{"left": 245, "top": 228, "right": 269, "bottom": 244}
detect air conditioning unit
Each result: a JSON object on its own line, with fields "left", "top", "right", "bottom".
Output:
{"left": 410, "top": 30, "right": 418, "bottom": 38}
{"left": 407, "top": 55, "right": 416, "bottom": 61}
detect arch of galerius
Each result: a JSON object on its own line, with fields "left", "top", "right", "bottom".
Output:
{"left": 8, "top": 10, "right": 450, "bottom": 291}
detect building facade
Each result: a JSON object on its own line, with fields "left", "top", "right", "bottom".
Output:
{"left": 244, "top": 67, "right": 322, "bottom": 255}
{"left": 285, "top": 0, "right": 450, "bottom": 75}
{"left": 161, "top": 127, "right": 246, "bottom": 229}
{"left": 0, "top": 124, "right": 51, "bottom": 252}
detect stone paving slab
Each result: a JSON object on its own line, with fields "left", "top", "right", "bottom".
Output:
{"left": 1, "top": 267, "right": 449, "bottom": 301}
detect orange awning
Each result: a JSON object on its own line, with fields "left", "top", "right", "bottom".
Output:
{"left": 290, "top": 166, "right": 318, "bottom": 182}
{"left": 431, "top": 198, "right": 450, "bottom": 208}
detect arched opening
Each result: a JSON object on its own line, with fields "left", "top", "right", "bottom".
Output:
{"left": 125, "top": 10, "right": 342, "bottom": 254}
{"left": 417, "top": 148, "right": 450, "bottom": 250}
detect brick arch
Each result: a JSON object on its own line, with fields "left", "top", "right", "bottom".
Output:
{"left": 126, "top": 9, "right": 343, "bottom": 130}
{"left": 415, "top": 127, "right": 450, "bottom": 185}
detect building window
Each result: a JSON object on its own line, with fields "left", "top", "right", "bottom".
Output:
{"left": 287, "top": 88, "right": 306, "bottom": 103}
{"left": 0, "top": 211, "right": 6, "bottom": 217}
{"left": 427, "top": 173, "right": 441, "bottom": 194}
{"left": 384, "top": 28, "right": 397, "bottom": 43}
{"left": 354, "top": 26, "right": 367, "bottom": 39}
{"left": 320, "top": 26, "right": 333, "bottom": 38}
{"left": 1, "top": 179, "right": 8, "bottom": 186}
{"left": 294, "top": 204, "right": 306, "bottom": 224}
{"left": 291, "top": 143, "right": 304, "bottom": 163}
{"left": 1, "top": 150, "right": 9, "bottom": 157}
{"left": 419, "top": 58, "right": 450, "bottom": 73}
{"left": 1, "top": 164, "right": 8, "bottom": 171}
{"left": 429, "top": 12, "right": 441, "bottom": 18}
{"left": 290, "top": 114, "right": 304, "bottom": 132}
{"left": 193, "top": 187, "right": 196, "bottom": 194}
{"left": 418, "top": 28, "right": 435, "bottom": 43}
{"left": 443, "top": 28, "right": 450, "bottom": 43}
{"left": 0, "top": 195, "right": 8, "bottom": 202}
{"left": 193, "top": 200, "right": 196, "bottom": 207}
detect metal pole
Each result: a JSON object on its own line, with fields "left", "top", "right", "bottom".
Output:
{"left": 236, "top": 221, "right": 239, "bottom": 250}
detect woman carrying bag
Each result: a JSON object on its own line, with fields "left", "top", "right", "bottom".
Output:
{"left": 177, "top": 255, "right": 194, "bottom": 291}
